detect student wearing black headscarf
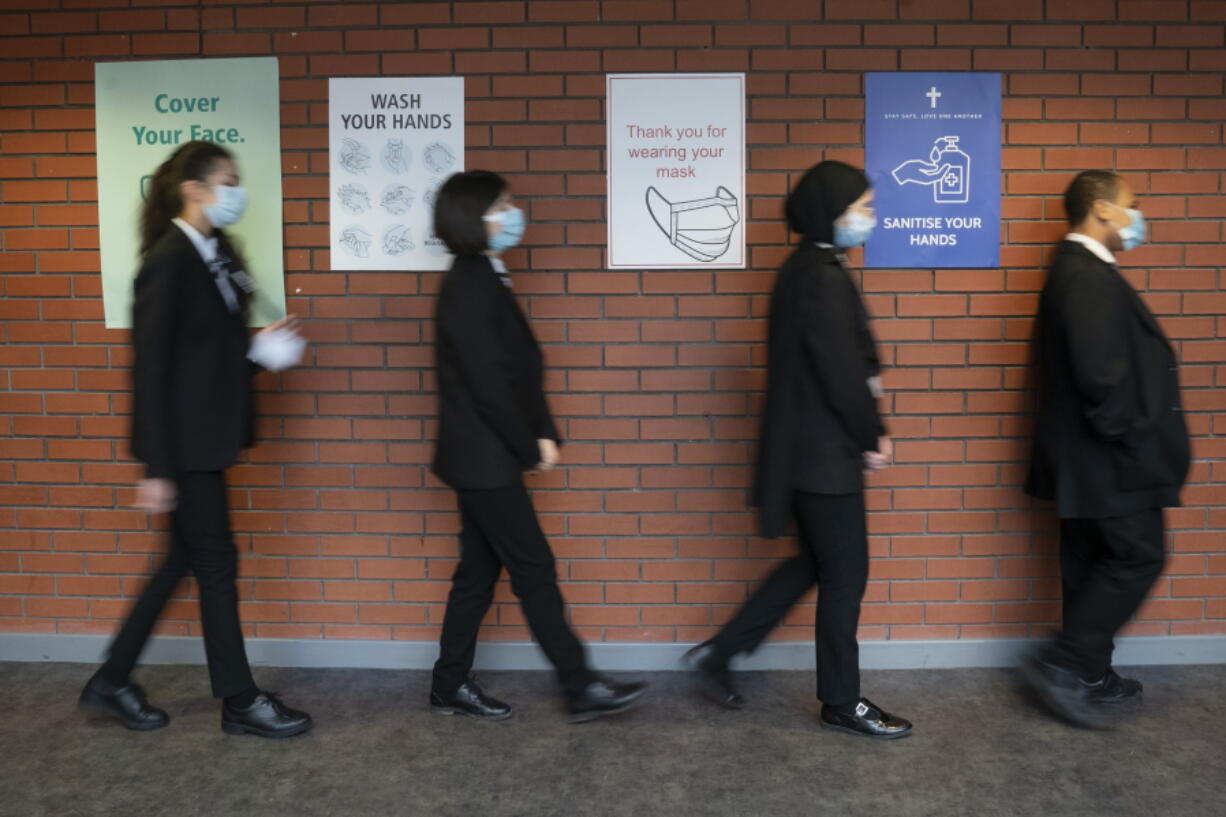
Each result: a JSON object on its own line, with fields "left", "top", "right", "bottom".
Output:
{"left": 683, "top": 161, "right": 912, "bottom": 739}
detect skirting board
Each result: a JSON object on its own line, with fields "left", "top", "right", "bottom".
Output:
{"left": 1, "top": 633, "right": 1224, "bottom": 671}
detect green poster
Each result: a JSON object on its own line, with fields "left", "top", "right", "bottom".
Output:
{"left": 95, "top": 57, "right": 285, "bottom": 328}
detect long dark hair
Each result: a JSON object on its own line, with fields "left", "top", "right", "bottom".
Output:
{"left": 139, "top": 140, "right": 233, "bottom": 255}
{"left": 433, "top": 170, "right": 507, "bottom": 256}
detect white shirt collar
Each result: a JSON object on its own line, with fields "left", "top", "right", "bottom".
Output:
{"left": 173, "top": 218, "right": 218, "bottom": 264}
{"left": 1064, "top": 232, "right": 1116, "bottom": 266}
{"left": 489, "top": 256, "right": 513, "bottom": 287}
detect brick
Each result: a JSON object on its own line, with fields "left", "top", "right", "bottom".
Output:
{"left": 0, "top": 9, "right": 1223, "bottom": 649}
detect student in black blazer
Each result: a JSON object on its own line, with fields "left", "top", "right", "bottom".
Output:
{"left": 683, "top": 161, "right": 912, "bottom": 739}
{"left": 1022, "top": 171, "right": 1191, "bottom": 728}
{"left": 429, "top": 170, "right": 647, "bottom": 723}
{"left": 78, "top": 141, "right": 312, "bottom": 738}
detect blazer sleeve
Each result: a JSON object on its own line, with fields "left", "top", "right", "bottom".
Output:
{"left": 438, "top": 266, "right": 541, "bottom": 467}
{"left": 1056, "top": 264, "right": 1138, "bottom": 443}
{"left": 530, "top": 383, "right": 560, "bottom": 444}
{"left": 854, "top": 293, "right": 888, "bottom": 438}
{"left": 131, "top": 252, "right": 178, "bottom": 479}
{"left": 799, "top": 266, "right": 884, "bottom": 453}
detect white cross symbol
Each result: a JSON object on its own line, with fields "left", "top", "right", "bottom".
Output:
{"left": 925, "top": 86, "right": 942, "bottom": 108}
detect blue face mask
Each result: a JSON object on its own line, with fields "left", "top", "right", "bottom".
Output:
{"left": 483, "top": 206, "right": 526, "bottom": 253}
{"left": 1114, "top": 205, "right": 1146, "bottom": 252}
{"left": 834, "top": 210, "right": 876, "bottom": 248}
{"left": 203, "top": 184, "right": 249, "bottom": 229}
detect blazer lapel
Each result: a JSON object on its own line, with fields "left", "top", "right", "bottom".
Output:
{"left": 1120, "top": 277, "right": 1170, "bottom": 347}
{"left": 1060, "top": 242, "right": 1169, "bottom": 347}
{"left": 173, "top": 227, "right": 245, "bottom": 323}
{"left": 483, "top": 258, "right": 539, "bottom": 352}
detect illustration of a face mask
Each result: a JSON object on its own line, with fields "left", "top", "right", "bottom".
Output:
{"left": 646, "top": 186, "right": 740, "bottom": 262}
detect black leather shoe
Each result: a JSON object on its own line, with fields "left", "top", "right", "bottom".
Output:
{"left": 820, "top": 698, "right": 913, "bottom": 739}
{"left": 221, "top": 691, "right": 312, "bottom": 738}
{"left": 1019, "top": 654, "right": 1108, "bottom": 729}
{"left": 681, "top": 643, "right": 745, "bottom": 710}
{"left": 78, "top": 675, "right": 169, "bottom": 731}
{"left": 1084, "top": 668, "right": 1143, "bottom": 704}
{"left": 567, "top": 678, "right": 648, "bottom": 723}
{"left": 430, "top": 678, "right": 512, "bottom": 721}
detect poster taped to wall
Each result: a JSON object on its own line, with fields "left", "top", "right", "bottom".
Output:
{"left": 95, "top": 57, "right": 285, "bottom": 328}
{"left": 328, "top": 76, "right": 464, "bottom": 271}
{"left": 606, "top": 73, "right": 746, "bottom": 270}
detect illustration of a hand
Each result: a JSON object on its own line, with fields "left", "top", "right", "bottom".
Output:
{"left": 892, "top": 159, "right": 953, "bottom": 186}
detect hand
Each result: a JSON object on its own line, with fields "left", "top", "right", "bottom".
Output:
{"left": 135, "top": 478, "right": 177, "bottom": 514}
{"left": 250, "top": 315, "right": 307, "bottom": 372}
{"left": 863, "top": 437, "right": 893, "bottom": 473}
{"left": 891, "top": 159, "right": 953, "bottom": 186}
{"left": 529, "top": 438, "right": 559, "bottom": 474}
{"left": 257, "top": 314, "right": 302, "bottom": 338}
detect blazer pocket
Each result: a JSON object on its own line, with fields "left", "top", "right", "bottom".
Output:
{"left": 1113, "top": 433, "right": 1179, "bottom": 492}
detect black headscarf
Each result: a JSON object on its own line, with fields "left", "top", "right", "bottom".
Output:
{"left": 785, "top": 160, "right": 870, "bottom": 245}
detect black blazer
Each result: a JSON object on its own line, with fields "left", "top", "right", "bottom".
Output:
{"left": 753, "top": 243, "right": 886, "bottom": 538}
{"left": 1026, "top": 240, "right": 1190, "bottom": 518}
{"left": 129, "top": 226, "right": 255, "bottom": 479}
{"left": 432, "top": 255, "right": 559, "bottom": 490}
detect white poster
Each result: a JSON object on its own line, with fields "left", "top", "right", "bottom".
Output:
{"left": 328, "top": 76, "right": 464, "bottom": 271}
{"left": 606, "top": 73, "right": 745, "bottom": 270}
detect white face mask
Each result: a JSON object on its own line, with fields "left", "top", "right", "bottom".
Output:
{"left": 203, "top": 184, "right": 249, "bottom": 229}
{"left": 646, "top": 186, "right": 740, "bottom": 262}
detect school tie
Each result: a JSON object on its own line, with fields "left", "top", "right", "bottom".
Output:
{"left": 209, "top": 255, "right": 240, "bottom": 313}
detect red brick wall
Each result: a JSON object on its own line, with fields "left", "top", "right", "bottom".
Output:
{"left": 2, "top": 0, "right": 1224, "bottom": 648}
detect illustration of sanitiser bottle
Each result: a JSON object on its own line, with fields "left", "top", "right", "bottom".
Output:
{"left": 933, "top": 136, "right": 970, "bottom": 204}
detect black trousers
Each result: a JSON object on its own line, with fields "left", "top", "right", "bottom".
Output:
{"left": 708, "top": 491, "right": 868, "bottom": 706}
{"left": 1049, "top": 508, "right": 1166, "bottom": 681}
{"left": 433, "top": 480, "right": 597, "bottom": 697}
{"left": 101, "top": 471, "right": 255, "bottom": 699}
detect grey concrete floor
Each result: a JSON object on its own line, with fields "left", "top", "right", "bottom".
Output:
{"left": 0, "top": 662, "right": 1223, "bottom": 817}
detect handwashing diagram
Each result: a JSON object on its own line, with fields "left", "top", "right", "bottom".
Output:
{"left": 423, "top": 142, "right": 457, "bottom": 175}
{"left": 338, "top": 225, "right": 373, "bottom": 258}
{"left": 381, "top": 184, "right": 415, "bottom": 215}
{"left": 339, "top": 137, "right": 372, "bottom": 175}
{"left": 381, "top": 139, "right": 411, "bottom": 175}
{"left": 423, "top": 178, "right": 444, "bottom": 209}
{"left": 645, "top": 186, "right": 740, "bottom": 263}
{"left": 383, "top": 224, "right": 415, "bottom": 256}
{"left": 892, "top": 136, "right": 970, "bottom": 204}
{"left": 329, "top": 77, "right": 463, "bottom": 271}
{"left": 336, "top": 184, "right": 371, "bottom": 215}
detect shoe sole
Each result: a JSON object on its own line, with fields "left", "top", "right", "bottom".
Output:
{"left": 77, "top": 697, "right": 169, "bottom": 731}
{"left": 819, "top": 721, "right": 912, "bottom": 740}
{"left": 1018, "top": 661, "right": 1108, "bottom": 730}
{"left": 221, "top": 720, "right": 313, "bottom": 739}
{"left": 430, "top": 705, "right": 513, "bottom": 722}
{"left": 568, "top": 689, "right": 647, "bottom": 724}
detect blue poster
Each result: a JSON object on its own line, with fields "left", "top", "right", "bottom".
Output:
{"left": 864, "top": 72, "right": 1001, "bottom": 269}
